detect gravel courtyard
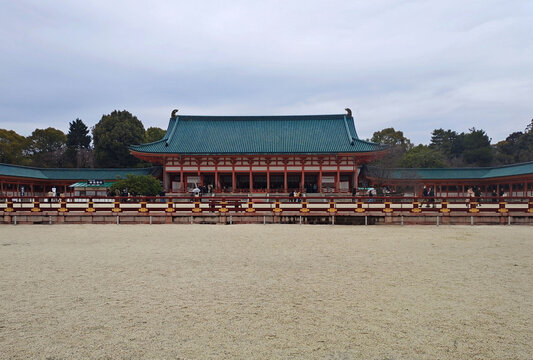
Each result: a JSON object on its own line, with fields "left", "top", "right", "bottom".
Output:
{"left": 0, "top": 225, "right": 532, "bottom": 359}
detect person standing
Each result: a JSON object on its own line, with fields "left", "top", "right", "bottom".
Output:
{"left": 474, "top": 186, "right": 481, "bottom": 206}
{"left": 422, "top": 186, "right": 429, "bottom": 207}
{"left": 466, "top": 186, "right": 475, "bottom": 207}
{"left": 428, "top": 186, "right": 435, "bottom": 208}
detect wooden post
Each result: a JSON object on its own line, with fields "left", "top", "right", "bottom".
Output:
{"left": 163, "top": 167, "right": 168, "bottom": 192}
{"left": 283, "top": 166, "right": 288, "bottom": 193}
{"left": 327, "top": 198, "right": 337, "bottom": 214}
{"left": 245, "top": 198, "right": 256, "bottom": 213}
{"left": 498, "top": 201, "right": 508, "bottom": 214}
{"left": 318, "top": 160, "right": 323, "bottom": 193}
{"left": 138, "top": 198, "right": 149, "bottom": 213}
{"left": 31, "top": 197, "right": 41, "bottom": 212}
{"left": 249, "top": 168, "right": 253, "bottom": 193}
{"left": 165, "top": 200, "right": 175, "bottom": 213}
{"left": 439, "top": 199, "right": 451, "bottom": 213}
{"left": 266, "top": 162, "right": 270, "bottom": 192}
{"left": 411, "top": 197, "right": 422, "bottom": 213}
{"left": 5, "top": 197, "right": 14, "bottom": 213}
{"left": 353, "top": 160, "right": 358, "bottom": 193}
{"left": 382, "top": 197, "right": 393, "bottom": 213}
{"left": 468, "top": 200, "right": 480, "bottom": 213}
{"left": 192, "top": 198, "right": 202, "bottom": 213}
{"left": 215, "top": 161, "right": 219, "bottom": 192}
{"left": 86, "top": 198, "right": 96, "bottom": 213}
{"left": 272, "top": 197, "right": 282, "bottom": 215}
{"left": 232, "top": 165, "right": 236, "bottom": 193}
{"left": 219, "top": 198, "right": 229, "bottom": 214}
{"left": 301, "top": 163, "right": 305, "bottom": 192}
{"left": 58, "top": 199, "right": 68, "bottom": 213}
{"left": 180, "top": 165, "right": 184, "bottom": 193}
{"left": 354, "top": 198, "right": 365, "bottom": 213}
{"left": 111, "top": 197, "right": 122, "bottom": 213}
{"left": 336, "top": 163, "right": 340, "bottom": 193}
{"left": 300, "top": 199, "right": 310, "bottom": 213}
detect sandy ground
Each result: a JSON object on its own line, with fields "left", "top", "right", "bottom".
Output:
{"left": 0, "top": 225, "right": 532, "bottom": 360}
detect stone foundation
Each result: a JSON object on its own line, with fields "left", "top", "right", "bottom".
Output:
{"left": 2, "top": 210, "right": 532, "bottom": 225}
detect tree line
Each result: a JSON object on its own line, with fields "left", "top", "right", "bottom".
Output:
{"left": 370, "top": 119, "right": 532, "bottom": 168}
{"left": 0, "top": 110, "right": 165, "bottom": 168}
{"left": 1, "top": 110, "right": 531, "bottom": 169}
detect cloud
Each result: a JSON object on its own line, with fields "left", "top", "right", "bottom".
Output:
{"left": 1, "top": 0, "right": 532, "bottom": 144}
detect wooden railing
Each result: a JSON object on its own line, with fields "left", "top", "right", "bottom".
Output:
{"left": 1, "top": 195, "right": 532, "bottom": 214}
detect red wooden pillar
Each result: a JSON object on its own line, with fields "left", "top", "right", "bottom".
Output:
{"left": 353, "top": 160, "right": 358, "bottom": 192}
{"left": 198, "top": 160, "right": 203, "bottom": 186}
{"left": 318, "top": 160, "right": 323, "bottom": 193}
{"left": 301, "top": 165, "right": 305, "bottom": 192}
{"left": 335, "top": 163, "right": 340, "bottom": 193}
{"left": 232, "top": 165, "right": 236, "bottom": 192}
{"left": 163, "top": 167, "right": 168, "bottom": 191}
{"left": 249, "top": 166, "right": 253, "bottom": 193}
{"left": 179, "top": 163, "right": 184, "bottom": 192}
{"left": 214, "top": 159, "right": 219, "bottom": 192}
{"left": 283, "top": 166, "right": 288, "bottom": 193}
{"left": 266, "top": 164, "right": 270, "bottom": 192}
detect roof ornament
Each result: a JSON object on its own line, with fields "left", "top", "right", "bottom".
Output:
{"left": 171, "top": 109, "right": 179, "bottom": 119}
{"left": 345, "top": 108, "right": 352, "bottom": 117}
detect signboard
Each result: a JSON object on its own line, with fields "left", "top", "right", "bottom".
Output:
{"left": 87, "top": 179, "right": 104, "bottom": 186}
{"left": 186, "top": 176, "right": 200, "bottom": 185}
{"left": 321, "top": 176, "right": 335, "bottom": 184}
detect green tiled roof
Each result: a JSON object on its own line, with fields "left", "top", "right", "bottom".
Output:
{"left": 130, "top": 114, "right": 387, "bottom": 155}
{"left": 369, "top": 162, "right": 533, "bottom": 180}
{"left": 0, "top": 163, "right": 161, "bottom": 181}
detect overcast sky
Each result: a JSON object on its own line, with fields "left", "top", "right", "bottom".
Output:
{"left": 1, "top": 0, "right": 532, "bottom": 144}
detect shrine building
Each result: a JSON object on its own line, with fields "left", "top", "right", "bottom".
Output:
{"left": 129, "top": 110, "right": 388, "bottom": 194}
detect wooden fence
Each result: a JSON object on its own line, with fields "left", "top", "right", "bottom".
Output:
{"left": 1, "top": 195, "right": 532, "bottom": 215}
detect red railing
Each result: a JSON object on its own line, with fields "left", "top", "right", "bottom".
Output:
{"left": 1, "top": 195, "right": 532, "bottom": 214}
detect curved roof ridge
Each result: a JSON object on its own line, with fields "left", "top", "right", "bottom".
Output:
{"left": 130, "top": 138, "right": 166, "bottom": 149}
{"left": 176, "top": 113, "right": 346, "bottom": 119}
{"left": 130, "top": 113, "right": 387, "bottom": 155}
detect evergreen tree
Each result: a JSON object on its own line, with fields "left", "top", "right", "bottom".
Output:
{"left": 0, "top": 129, "right": 30, "bottom": 165}
{"left": 462, "top": 128, "right": 493, "bottom": 166}
{"left": 429, "top": 129, "right": 463, "bottom": 160}
{"left": 495, "top": 120, "right": 533, "bottom": 164}
{"left": 28, "top": 127, "right": 67, "bottom": 167}
{"left": 93, "top": 110, "right": 145, "bottom": 168}
{"left": 109, "top": 174, "right": 162, "bottom": 196}
{"left": 144, "top": 127, "right": 166, "bottom": 143}
{"left": 371, "top": 127, "right": 413, "bottom": 152}
{"left": 65, "top": 118, "right": 92, "bottom": 167}
{"left": 399, "top": 145, "right": 448, "bottom": 168}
